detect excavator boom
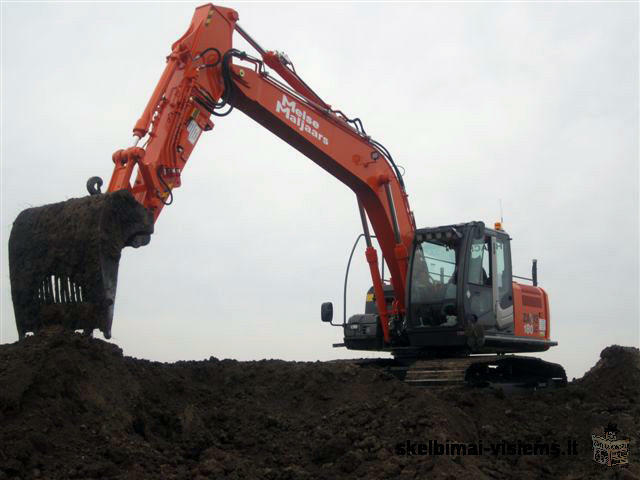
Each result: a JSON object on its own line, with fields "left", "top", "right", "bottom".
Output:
{"left": 9, "top": 4, "right": 415, "bottom": 340}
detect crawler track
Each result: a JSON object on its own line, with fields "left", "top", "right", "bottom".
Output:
{"left": 350, "top": 355, "right": 567, "bottom": 389}
{"left": 390, "top": 356, "right": 502, "bottom": 387}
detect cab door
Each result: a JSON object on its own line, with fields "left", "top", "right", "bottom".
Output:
{"left": 465, "top": 234, "right": 495, "bottom": 328}
{"left": 464, "top": 231, "right": 514, "bottom": 332}
{"left": 492, "top": 234, "right": 514, "bottom": 330}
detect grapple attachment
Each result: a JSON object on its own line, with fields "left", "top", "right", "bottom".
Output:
{"left": 9, "top": 190, "right": 153, "bottom": 339}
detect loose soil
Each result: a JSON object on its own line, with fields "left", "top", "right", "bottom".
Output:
{"left": 8, "top": 192, "right": 153, "bottom": 337}
{"left": 0, "top": 328, "right": 638, "bottom": 480}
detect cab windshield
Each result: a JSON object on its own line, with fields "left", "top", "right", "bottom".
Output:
{"left": 409, "top": 237, "right": 459, "bottom": 327}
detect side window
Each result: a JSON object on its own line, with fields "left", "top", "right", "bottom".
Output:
{"left": 410, "top": 244, "right": 431, "bottom": 300}
{"left": 468, "top": 237, "right": 491, "bottom": 286}
{"left": 495, "top": 237, "right": 513, "bottom": 307}
{"left": 496, "top": 240, "right": 505, "bottom": 291}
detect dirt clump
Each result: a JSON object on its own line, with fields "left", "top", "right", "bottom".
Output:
{"left": 0, "top": 329, "right": 638, "bottom": 480}
{"left": 8, "top": 191, "right": 153, "bottom": 338}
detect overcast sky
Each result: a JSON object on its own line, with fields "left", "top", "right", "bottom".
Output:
{"left": 1, "top": 2, "right": 638, "bottom": 380}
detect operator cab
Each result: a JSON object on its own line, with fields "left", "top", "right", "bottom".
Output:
{"left": 332, "top": 221, "right": 555, "bottom": 356}
{"left": 406, "top": 221, "right": 514, "bottom": 349}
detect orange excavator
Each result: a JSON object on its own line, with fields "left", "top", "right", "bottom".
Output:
{"left": 8, "top": 4, "right": 565, "bottom": 387}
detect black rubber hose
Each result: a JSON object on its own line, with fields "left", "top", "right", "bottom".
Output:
{"left": 86, "top": 176, "right": 103, "bottom": 195}
{"left": 343, "top": 233, "right": 377, "bottom": 326}
{"left": 156, "top": 167, "right": 174, "bottom": 206}
{"left": 370, "top": 139, "right": 405, "bottom": 190}
{"left": 195, "top": 47, "right": 221, "bottom": 67}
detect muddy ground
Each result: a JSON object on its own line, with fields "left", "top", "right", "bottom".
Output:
{"left": 0, "top": 328, "right": 638, "bottom": 480}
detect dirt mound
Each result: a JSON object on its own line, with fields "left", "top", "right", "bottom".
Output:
{"left": 0, "top": 329, "right": 638, "bottom": 480}
{"left": 579, "top": 345, "right": 640, "bottom": 395}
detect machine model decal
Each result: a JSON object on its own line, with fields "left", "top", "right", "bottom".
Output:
{"left": 523, "top": 312, "right": 545, "bottom": 337}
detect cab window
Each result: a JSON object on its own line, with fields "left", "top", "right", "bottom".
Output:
{"left": 468, "top": 237, "right": 491, "bottom": 286}
{"left": 495, "top": 236, "right": 513, "bottom": 307}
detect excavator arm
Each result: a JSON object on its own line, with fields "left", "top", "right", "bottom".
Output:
{"left": 10, "top": 4, "right": 415, "bottom": 342}
{"left": 107, "top": 5, "right": 416, "bottom": 342}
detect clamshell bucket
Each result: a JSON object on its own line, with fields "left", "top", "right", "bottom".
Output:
{"left": 9, "top": 190, "right": 153, "bottom": 339}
